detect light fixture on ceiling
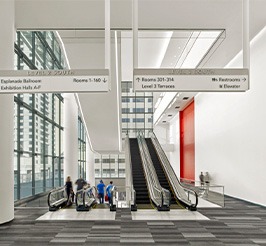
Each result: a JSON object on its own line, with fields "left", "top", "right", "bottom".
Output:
{"left": 167, "top": 97, "right": 177, "bottom": 109}
{"left": 183, "top": 97, "right": 189, "bottom": 100}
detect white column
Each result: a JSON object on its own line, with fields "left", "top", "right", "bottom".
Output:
{"left": 0, "top": 0, "right": 15, "bottom": 224}
{"left": 133, "top": 0, "right": 138, "bottom": 68}
{"left": 86, "top": 138, "right": 95, "bottom": 187}
{"left": 63, "top": 93, "right": 78, "bottom": 183}
{"left": 243, "top": 0, "right": 250, "bottom": 69}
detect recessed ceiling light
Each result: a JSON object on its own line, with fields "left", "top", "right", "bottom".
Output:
{"left": 162, "top": 121, "right": 166, "bottom": 123}
{"left": 168, "top": 115, "right": 172, "bottom": 117}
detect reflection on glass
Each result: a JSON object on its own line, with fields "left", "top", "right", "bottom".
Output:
{"left": 35, "top": 154, "right": 44, "bottom": 194}
{"left": 55, "top": 126, "right": 60, "bottom": 156}
{"left": 46, "top": 157, "right": 53, "bottom": 190}
{"left": 20, "top": 153, "right": 32, "bottom": 198}
{"left": 54, "top": 96, "right": 60, "bottom": 125}
{"left": 35, "top": 35, "right": 45, "bottom": 69}
{"left": 54, "top": 157, "right": 59, "bottom": 187}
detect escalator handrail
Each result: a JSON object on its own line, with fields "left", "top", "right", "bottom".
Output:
{"left": 47, "top": 186, "right": 68, "bottom": 208}
{"left": 82, "top": 186, "right": 97, "bottom": 208}
{"left": 150, "top": 132, "right": 198, "bottom": 209}
{"left": 126, "top": 135, "right": 136, "bottom": 207}
{"left": 137, "top": 131, "right": 170, "bottom": 208}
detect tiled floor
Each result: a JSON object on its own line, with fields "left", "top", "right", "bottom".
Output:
{"left": 1, "top": 196, "right": 266, "bottom": 245}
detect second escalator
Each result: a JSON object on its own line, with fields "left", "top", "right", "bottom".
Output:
{"left": 145, "top": 138, "right": 182, "bottom": 208}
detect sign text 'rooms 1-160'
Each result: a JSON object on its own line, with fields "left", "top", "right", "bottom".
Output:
{"left": 0, "top": 69, "right": 109, "bottom": 94}
{"left": 133, "top": 68, "right": 249, "bottom": 92}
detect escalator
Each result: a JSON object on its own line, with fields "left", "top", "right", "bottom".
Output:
{"left": 129, "top": 138, "right": 152, "bottom": 208}
{"left": 145, "top": 138, "right": 182, "bottom": 209}
{"left": 147, "top": 133, "right": 198, "bottom": 211}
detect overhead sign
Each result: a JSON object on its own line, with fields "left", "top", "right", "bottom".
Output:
{"left": 134, "top": 68, "right": 249, "bottom": 92}
{"left": 0, "top": 69, "right": 109, "bottom": 94}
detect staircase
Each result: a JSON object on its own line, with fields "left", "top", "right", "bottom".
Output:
{"left": 145, "top": 138, "right": 181, "bottom": 208}
{"left": 129, "top": 138, "right": 151, "bottom": 207}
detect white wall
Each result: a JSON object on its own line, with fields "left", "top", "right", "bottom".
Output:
{"left": 168, "top": 114, "right": 181, "bottom": 177}
{"left": 154, "top": 114, "right": 180, "bottom": 177}
{"left": 195, "top": 27, "right": 266, "bottom": 206}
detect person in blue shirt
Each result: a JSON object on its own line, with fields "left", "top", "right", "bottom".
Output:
{"left": 106, "top": 181, "right": 113, "bottom": 205}
{"left": 97, "top": 180, "right": 105, "bottom": 204}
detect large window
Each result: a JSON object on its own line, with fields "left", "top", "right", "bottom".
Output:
{"left": 14, "top": 31, "right": 65, "bottom": 200}
{"left": 94, "top": 154, "right": 125, "bottom": 178}
{"left": 78, "top": 116, "right": 86, "bottom": 178}
{"left": 121, "top": 81, "right": 153, "bottom": 138}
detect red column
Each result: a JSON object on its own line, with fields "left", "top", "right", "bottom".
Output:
{"left": 180, "top": 101, "right": 195, "bottom": 180}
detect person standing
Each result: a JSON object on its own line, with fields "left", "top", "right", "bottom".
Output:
{"left": 204, "top": 172, "right": 210, "bottom": 185}
{"left": 204, "top": 172, "right": 211, "bottom": 196}
{"left": 97, "top": 180, "right": 105, "bottom": 204}
{"left": 106, "top": 181, "right": 114, "bottom": 205}
{"left": 199, "top": 172, "right": 204, "bottom": 186}
{"left": 65, "top": 176, "right": 74, "bottom": 204}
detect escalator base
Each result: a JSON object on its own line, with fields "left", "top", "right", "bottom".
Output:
{"left": 157, "top": 205, "right": 170, "bottom": 211}
{"left": 76, "top": 205, "right": 90, "bottom": 211}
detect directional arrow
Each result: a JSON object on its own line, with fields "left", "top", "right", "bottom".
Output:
{"left": 103, "top": 78, "right": 107, "bottom": 83}
{"left": 136, "top": 77, "right": 140, "bottom": 82}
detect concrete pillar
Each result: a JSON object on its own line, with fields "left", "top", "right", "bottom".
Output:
{"left": 86, "top": 138, "right": 95, "bottom": 187}
{"left": 63, "top": 93, "right": 78, "bottom": 184}
{"left": 0, "top": 0, "right": 15, "bottom": 224}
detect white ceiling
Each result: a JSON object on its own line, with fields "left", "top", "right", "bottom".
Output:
{"left": 14, "top": 0, "right": 266, "bottom": 153}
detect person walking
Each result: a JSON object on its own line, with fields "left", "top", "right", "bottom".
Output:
{"left": 106, "top": 181, "right": 114, "bottom": 205}
{"left": 97, "top": 180, "right": 105, "bottom": 204}
{"left": 75, "top": 176, "right": 87, "bottom": 191}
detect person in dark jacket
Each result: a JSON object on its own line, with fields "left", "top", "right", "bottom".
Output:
{"left": 75, "top": 176, "right": 87, "bottom": 191}
{"left": 65, "top": 176, "right": 74, "bottom": 203}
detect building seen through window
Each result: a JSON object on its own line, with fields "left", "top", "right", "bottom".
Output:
{"left": 14, "top": 31, "right": 65, "bottom": 200}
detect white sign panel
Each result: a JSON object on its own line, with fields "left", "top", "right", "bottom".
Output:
{"left": 134, "top": 68, "right": 249, "bottom": 92}
{"left": 0, "top": 69, "right": 109, "bottom": 94}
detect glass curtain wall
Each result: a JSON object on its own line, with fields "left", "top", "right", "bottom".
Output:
{"left": 121, "top": 81, "right": 153, "bottom": 138}
{"left": 78, "top": 116, "right": 86, "bottom": 178}
{"left": 94, "top": 154, "right": 125, "bottom": 178}
{"left": 14, "top": 31, "right": 65, "bottom": 200}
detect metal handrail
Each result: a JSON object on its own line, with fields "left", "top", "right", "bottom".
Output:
{"left": 137, "top": 131, "right": 170, "bottom": 209}
{"left": 125, "top": 135, "right": 137, "bottom": 209}
{"left": 47, "top": 186, "right": 68, "bottom": 210}
{"left": 149, "top": 132, "right": 198, "bottom": 210}
{"left": 76, "top": 186, "right": 97, "bottom": 211}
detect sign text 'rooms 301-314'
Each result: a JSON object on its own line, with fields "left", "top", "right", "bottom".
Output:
{"left": 133, "top": 68, "right": 249, "bottom": 92}
{"left": 0, "top": 69, "right": 109, "bottom": 94}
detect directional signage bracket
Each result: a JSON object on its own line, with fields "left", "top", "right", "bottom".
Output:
{"left": 133, "top": 68, "right": 249, "bottom": 92}
{"left": 0, "top": 69, "right": 109, "bottom": 94}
